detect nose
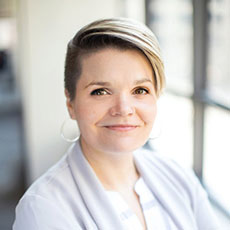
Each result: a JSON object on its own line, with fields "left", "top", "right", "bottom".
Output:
{"left": 109, "top": 94, "right": 135, "bottom": 117}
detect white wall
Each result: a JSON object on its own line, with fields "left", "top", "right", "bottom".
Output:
{"left": 17, "top": 0, "right": 124, "bottom": 184}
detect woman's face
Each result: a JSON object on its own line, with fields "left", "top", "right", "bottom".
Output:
{"left": 66, "top": 48, "right": 157, "bottom": 154}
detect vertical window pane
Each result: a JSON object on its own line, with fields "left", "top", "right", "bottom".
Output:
{"left": 148, "top": 0, "right": 193, "bottom": 95}
{"left": 203, "top": 106, "right": 230, "bottom": 211}
{"left": 207, "top": 0, "right": 230, "bottom": 106}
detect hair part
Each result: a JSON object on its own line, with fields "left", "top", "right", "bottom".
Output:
{"left": 64, "top": 18, "right": 165, "bottom": 101}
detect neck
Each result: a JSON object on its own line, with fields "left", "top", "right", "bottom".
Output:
{"left": 80, "top": 138, "right": 140, "bottom": 191}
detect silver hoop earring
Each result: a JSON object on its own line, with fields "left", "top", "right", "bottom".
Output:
{"left": 60, "top": 118, "right": 80, "bottom": 142}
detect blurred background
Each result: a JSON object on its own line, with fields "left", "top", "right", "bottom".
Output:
{"left": 0, "top": 0, "right": 229, "bottom": 229}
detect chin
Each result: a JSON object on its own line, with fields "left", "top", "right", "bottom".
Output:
{"left": 100, "top": 139, "right": 146, "bottom": 154}
{"left": 80, "top": 133, "right": 148, "bottom": 155}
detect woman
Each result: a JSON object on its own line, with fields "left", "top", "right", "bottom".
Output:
{"left": 13, "top": 18, "right": 219, "bottom": 230}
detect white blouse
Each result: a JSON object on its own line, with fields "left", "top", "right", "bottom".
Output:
{"left": 106, "top": 177, "right": 177, "bottom": 230}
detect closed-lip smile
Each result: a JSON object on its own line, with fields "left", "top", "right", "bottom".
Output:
{"left": 104, "top": 124, "right": 138, "bottom": 132}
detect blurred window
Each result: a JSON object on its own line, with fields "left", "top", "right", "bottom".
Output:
{"left": 203, "top": 0, "right": 230, "bottom": 213}
{"left": 148, "top": 0, "right": 193, "bottom": 96}
{"left": 147, "top": 0, "right": 193, "bottom": 167}
{"left": 147, "top": 0, "right": 230, "bottom": 217}
{"left": 152, "top": 93, "right": 193, "bottom": 168}
{"left": 206, "top": 0, "right": 230, "bottom": 107}
{"left": 203, "top": 106, "right": 230, "bottom": 211}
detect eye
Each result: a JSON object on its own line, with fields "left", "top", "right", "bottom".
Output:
{"left": 133, "top": 87, "right": 149, "bottom": 95}
{"left": 90, "top": 88, "right": 110, "bottom": 96}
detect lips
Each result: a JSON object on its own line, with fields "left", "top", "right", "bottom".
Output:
{"left": 104, "top": 124, "right": 138, "bottom": 132}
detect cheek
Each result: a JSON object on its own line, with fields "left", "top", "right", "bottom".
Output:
{"left": 75, "top": 103, "right": 104, "bottom": 126}
{"left": 138, "top": 100, "right": 157, "bottom": 123}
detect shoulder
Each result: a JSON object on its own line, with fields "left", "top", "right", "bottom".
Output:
{"left": 135, "top": 147, "right": 220, "bottom": 229}
{"left": 135, "top": 147, "right": 206, "bottom": 203}
{"left": 135, "top": 147, "right": 196, "bottom": 181}
{"left": 22, "top": 143, "right": 81, "bottom": 200}
{"left": 24, "top": 153, "right": 71, "bottom": 198}
{"left": 17, "top": 148, "right": 74, "bottom": 207}
{"left": 13, "top": 144, "right": 83, "bottom": 229}
{"left": 13, "top": 192, "right": 81, "bottom": 230}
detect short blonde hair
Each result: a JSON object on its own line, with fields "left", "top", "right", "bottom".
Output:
{"left": 65, "top": 18, "right": 165, "bottom": 100}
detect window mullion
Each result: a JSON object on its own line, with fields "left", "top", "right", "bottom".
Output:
{"left": 192, "top": 0, "right": 208, "bottom": 181}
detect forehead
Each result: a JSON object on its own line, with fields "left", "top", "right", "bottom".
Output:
{"left": 79, "top": 48, "right": 154, "bottom": 85}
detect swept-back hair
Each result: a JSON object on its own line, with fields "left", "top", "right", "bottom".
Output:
{"left": 64, "top": 18, "right": 165, "bottom": 100}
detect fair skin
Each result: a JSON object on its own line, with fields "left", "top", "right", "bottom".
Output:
{"left": 66, "top": 47, "right": 157, "bottom": 229}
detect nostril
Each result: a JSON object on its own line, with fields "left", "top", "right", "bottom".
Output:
{"left": 126, "top": 107, "right": 135, "bottom": 116}
{"left": 110, "top": 106, "right": 134, "bottom": 117}
{"left": 110, "top": 95, "right": 135, "bottom": 116}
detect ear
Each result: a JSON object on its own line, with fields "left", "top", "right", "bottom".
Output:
{"left": 65, "top": 89, "right": 76, "bottom": 120}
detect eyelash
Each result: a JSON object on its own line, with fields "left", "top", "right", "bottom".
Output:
{"left": 90, "top": 88, "right": 110, "bottom": 96}
{"left": 90, "top": 87, "right": 150, "bottom": 96}
{"left": 133, "top": 87, "right": 149, "bottom": 95}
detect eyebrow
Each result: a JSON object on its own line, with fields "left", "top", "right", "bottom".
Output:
{"left": 134, "top": 78, "right": 153, "bottom": 85}
{"left": 84, "top": 81, "right": 111, "bottom": 89}
{"left": 84, "top": 78, "right": 153, "bottom": 89}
